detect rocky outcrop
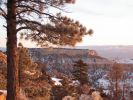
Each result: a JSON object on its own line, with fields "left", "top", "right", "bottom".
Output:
{"left": 0, "top": 91, "right": 6, "bottom": 100}
{"left": 91, "top": 91, "right": 103, "bottom": 100}
{"left": 62, "top": 96, "right": 76, "bottom": 100}
{"left": 29, "top": 48, "right": 112, "bottom": 78}
{"left": 79, "top": 94, "right": 92, "bottom": 100}
{"left": 0, "top": 89, "right": 28, "bottom": 100}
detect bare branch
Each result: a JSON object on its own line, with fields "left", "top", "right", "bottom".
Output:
{"left": 17, "top": 5, "right": 55, "bottom": 17}
{"left": 16, "top": 26, "right": 31, "bottom": 33}
{"left": 17, "top": 18, "right": 42, "bottom": 26}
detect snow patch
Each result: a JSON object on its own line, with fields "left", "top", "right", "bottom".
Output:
{"left": 97, "top": 78, "right": 110, "bottom": 89}
{"left": 51, "top": 77, "right": 62, "bottom": 86}
{"left": 0, "top": 90, "right": 7, "bottom": 95}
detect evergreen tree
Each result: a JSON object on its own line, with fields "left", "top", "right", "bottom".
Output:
{"left": 73, "top": 59, "right": 88, "bottom": 85}
{"left": 108, "top": 63, "right": 123, "bottom": 100}
{"left": 18, "top": 43, "right": 34, "bottom": 85}
{"left": 0, "top": 0, "right": 93, "bottom": 99}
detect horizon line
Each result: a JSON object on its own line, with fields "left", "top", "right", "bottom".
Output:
{"left": 1, "top": 44, "right": 133, "bottom": 48}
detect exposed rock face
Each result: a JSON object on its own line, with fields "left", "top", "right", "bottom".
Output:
{"left": 79, "top": 91, "right": 103, "bottom": 100}
{"left": 91, "top": 91, "right": 103, "bottom": 100}
{"left": 29, "top": 48, "right": 112, "bottom": 77}
{"left": 0, "top": 91, "right": 6, "bottom": 100}
{"left": 79, "top": 94, "right": 92, "bottom": 100}
{"left": 62, "top": 96, "right": 76, "bottom": 100}
{"left": 0, "top": 94, "right": 6, "bottom": 100}
{"left": 29, "top": 48, "right": 112, "bottom": 64}
{"left": 88, "top": 50, "right": 98, "bottom": 56}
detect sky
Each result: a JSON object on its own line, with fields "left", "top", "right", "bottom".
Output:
{"left": 0, "top": 0, "right": 133, "bottom": 47}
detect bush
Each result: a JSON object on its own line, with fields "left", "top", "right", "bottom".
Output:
{"left": 24, "top": 87, "right": 49, "bottom": 98}
{"left": 0, "top": 82, "right": 6, "bottom": 90}
{"left": 50, "top": 85, "right": 68, "bottom": 100}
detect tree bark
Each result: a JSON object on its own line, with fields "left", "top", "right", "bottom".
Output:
{"left": 6, "top": 0, "right": 19, "bottom": 100}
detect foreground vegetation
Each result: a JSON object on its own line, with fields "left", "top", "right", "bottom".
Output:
{"left": 0, "top": 47, "right": 133, "bottom": 100}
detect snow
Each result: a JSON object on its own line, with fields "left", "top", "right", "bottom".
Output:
{"left": 97, "top": 78, "right": 110, "bottom": 89}
{"left": 103, "top": 90, "right": 110, "bottom": 95}
{"left": 0, "top": 48, "right": 6, "bottom": 52}
{"left": 0, "top": 90, "right": 7, "bottom": 95}
{"left": 69, "top": 80, "right": 80, "bottom": 86}
{"left": 51, "top": 77, "right": 62, "bottom": 86}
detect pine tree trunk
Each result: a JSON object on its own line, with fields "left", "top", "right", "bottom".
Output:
{"left": 6, "top": 0, "right": 19, "bottom": 100}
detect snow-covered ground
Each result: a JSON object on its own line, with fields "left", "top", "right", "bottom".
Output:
{"left": 51, "top": 77, "right": 62, "bottom": 85}
{"left": 97, "top": 78, "right": 110, "bottom": 89}
{"left": 0, "top": 90, "right": 7, "bottom": 95}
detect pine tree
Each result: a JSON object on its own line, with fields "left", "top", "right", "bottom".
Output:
{"left": 0, "top": 0, "right": 93, "bottom": 99}
{"left": 108, "top": 63, "right": 123, "bottom": 100}
{"left": 73, "top": 59, "right": 88, "bottom": 85}
{"left": 18, "top": 43, "right": 33, "bottom": 85}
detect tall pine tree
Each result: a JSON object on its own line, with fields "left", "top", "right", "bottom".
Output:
{"left": 0, "top": 0, "right": 93, "bottom": 99}
{"left": 73, "top": 59, "right": 88, "bottom": 85}
{"left": 18, "top": 43, "right": 33, "bottom": 85}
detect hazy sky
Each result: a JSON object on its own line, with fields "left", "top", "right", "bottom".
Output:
{"left": 0, "top": 0, "right": 133, "bottom": 47}
{"left": 67, "top": 0, "right": 133, "bottom": 46}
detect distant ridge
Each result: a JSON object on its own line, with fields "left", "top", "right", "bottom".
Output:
{"left": 1, "top": 45, "right": 133, "bottom": 59}
{"left": 75, "top": 45, "right": 133, "bottom": 59}
{"left": 0, "top": 47, "right": 6, "bottom": 52}
{"left": 28, "top": 45, "right": 133, "bottom": 58}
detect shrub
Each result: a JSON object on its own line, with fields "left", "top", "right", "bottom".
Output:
{"left": 24, "top": 87, "right": 49, "bottom": 98}
{"left": 50, "top": 85, "right": 68, "bottom": 100}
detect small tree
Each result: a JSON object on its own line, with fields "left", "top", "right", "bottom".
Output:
{"left": 73, "top": 59, "right": 88, "bottom": 85}
{"left": 108, "top": 63, "right": 123, "bottom": 100}
{"left": 18, "top": 43, "right": 39, "bottom": 85}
